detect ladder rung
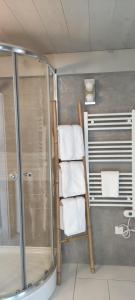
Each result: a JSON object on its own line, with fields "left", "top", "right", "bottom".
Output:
{"left": 61, "top": 233, "right": 88, "bottom": 244}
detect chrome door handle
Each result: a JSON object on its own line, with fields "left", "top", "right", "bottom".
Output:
{"left": 23, "top": 172, "right": 32, "bottom": 177}
{"left": 9, "top": 173, "right": 17, "bottom": 181}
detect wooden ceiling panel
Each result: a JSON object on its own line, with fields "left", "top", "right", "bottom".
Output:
{"left": 4, "top": 0, "right": 54, "bottom": 53}
{"left": 0, "top": 0, "right": 135, "bottom": 54}
{"left": 108, "top": 0, "right": 135, "bottom": 49}
{"left": 89, "top": 0, "right": 135, "bottom": 51}
{"left": 0, "top": 0, "right": 38, "bottom": 50}
{"left": 61, "top": 0, "right": 90, "bottom": 51}
{"left": 88, "top": 0, "right": 117, "bottom": 50}
{"left": 33, "top": 0, "right": 71, "bottom": 53}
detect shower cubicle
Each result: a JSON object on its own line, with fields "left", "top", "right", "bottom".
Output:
{"left": 0, "top": 44, "right": 56, "bottom": 299}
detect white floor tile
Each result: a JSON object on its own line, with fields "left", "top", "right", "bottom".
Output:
{"left": 77, "top": 264, "right": 135, "bottom": 281}
{"left": 109, "top": 280, "right": 135, "bottom": 300}
{"left": 50, "top": 264, "right": 77, "bottom": 300}
{"left": 74, "top": 278, "right": 109, "bottom": 300}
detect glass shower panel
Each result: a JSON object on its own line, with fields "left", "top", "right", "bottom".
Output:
{"left": 17, "top": 55, "right": 53, "bottom": 285}
{"left": 0, "top": 53, "right": 22, "bottom": 296}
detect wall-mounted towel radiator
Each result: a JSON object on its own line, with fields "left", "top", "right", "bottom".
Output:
{"left": 84, "top": 110, "right": 135, "bottom": 210}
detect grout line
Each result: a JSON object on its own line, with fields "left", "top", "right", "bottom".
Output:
{"left": 72, "top": 264, "right": 78, "bottom": 300}
{"left": 77, "top": 277, "right": 135, "bottom": 283}
{"left": 108, "top": 278, "right": 135, "bottom": 283}
{"left": 107, "top": 280, "right": 111, "bottom": 300}
{"left": 77, "top": 277, "right": 107, "bottom": 281}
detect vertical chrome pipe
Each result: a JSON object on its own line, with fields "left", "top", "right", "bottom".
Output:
{"left": 12, "top": 52, "right": 27, "bottom": 289}
{"left": 47, "top": 65, "right": 55, "bottom": 266}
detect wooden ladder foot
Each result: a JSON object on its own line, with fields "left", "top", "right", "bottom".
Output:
{"left": 90, "top": 267, "right": 95, "bottom": 273}
{"left": 57, "top": 272, "right": 61, "bottom": 285}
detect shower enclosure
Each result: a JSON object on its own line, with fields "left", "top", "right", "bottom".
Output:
{"left": 0, "top": 44, "right": 56, "bottom": 299}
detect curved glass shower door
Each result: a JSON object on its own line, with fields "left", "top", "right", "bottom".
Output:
{"left": 0, "top": 52, "right": 22, "bottom": 296}
{"left": 0, "top": 48, "right": 55, "bottom": 298}
{"left": 17, "top": 55, "right": 54, "bottom": 286}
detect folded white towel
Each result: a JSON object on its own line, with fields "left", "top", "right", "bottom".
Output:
{"left": 61, "top": 197, "right": 86, "bottom": 236}
{"left": 73, "top": 125, "right": 84, "bottom": 159}
{"left": 59, "top": 161, "right": 85, "bottom": 198}
{"left": 58, "top": 125, "right": 74, "bottom": 161}
{"left": 59, "top": 168, "right": 63, "bottom": 198}
{"left": 101, "top": 171, "right": 119, "bottom": 197}
{"left": 58, "top": 125, "right": 84, "bottom": 161}
{"left": 60, "top": 206, "right": 64, "bottom": 230}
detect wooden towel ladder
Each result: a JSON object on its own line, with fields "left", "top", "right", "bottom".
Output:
{"left": 51, "top": 100, "right": 95, "bottom": 285}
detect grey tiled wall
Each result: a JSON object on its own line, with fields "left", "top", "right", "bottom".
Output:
{"left": 58, "top": 72, "right": 135, "bottom": 265}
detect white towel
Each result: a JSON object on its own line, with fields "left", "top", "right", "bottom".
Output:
{"left": 60, "top": 206, "right": 64, "bottom": 230}
{"left": 101, "top": 171, "right": 119, "bottom": 197}
{"left": 59, "top": 161, "right": 85, "bottom": 198}
{"left": 58, "top": 125, "right": 84, "bottom": 160}
{"left": 73, "top": 125, "right": 84, "bottom": 159}
{"left": 59, "top": 168, "right": 63, "bottom": 198}
{"left": 61, "top": 197, "right": 86, "bottom": 236}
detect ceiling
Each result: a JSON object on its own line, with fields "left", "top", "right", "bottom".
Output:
{"left": 0, "top": 0, "right": 135, "bottom": 55}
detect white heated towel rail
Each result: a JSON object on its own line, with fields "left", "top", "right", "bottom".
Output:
{"left": 84, "top": 110, "right": 135, "bottom": 207}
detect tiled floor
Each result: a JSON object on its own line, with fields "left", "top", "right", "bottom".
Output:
{"left": 50, "top": 264, "right": 135, "bottom": 300}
